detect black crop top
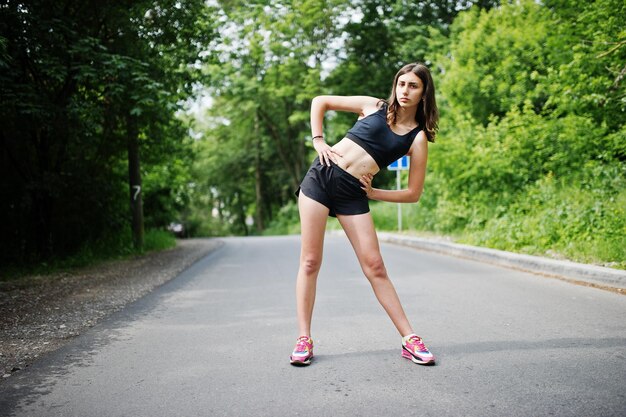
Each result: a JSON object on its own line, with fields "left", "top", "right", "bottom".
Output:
{"left": 345, "top": 103, "right": 421, "bottom": 168}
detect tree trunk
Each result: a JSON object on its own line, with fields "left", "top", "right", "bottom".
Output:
{"left": 127, "top": 115, "right": 144, "bottom": 250}
{"left": 254, "top": 110, "right": 265, "bottom": 231}
{"left": 34, "top": 129, "right": 54, "bottom": 259}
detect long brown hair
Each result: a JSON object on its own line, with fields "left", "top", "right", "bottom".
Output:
{"left": 386, "top": 63, "right": 439, "bottom": 142}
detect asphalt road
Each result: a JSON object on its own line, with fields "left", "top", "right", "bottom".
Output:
{"left": 1, "top": 235, "right": 625, "bottom": 417}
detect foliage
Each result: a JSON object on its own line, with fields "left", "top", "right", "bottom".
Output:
{"left": 186, "top": 1, "right": 346, "bottom": 235}
{"left": 1, "top": 0, "right": 623, "bottom": 270}
{"left": 0, "top": 1, "right": 217, "bottom": 265}
{"left": 143, "top": 229, "right": 177, "bottom": 252}
{"left": 266, "top": 0, "right": 625, "bottom": 268}
{"left": 186, "top": 0, "right": 497, "bottom": 236}
{"left": 0, "top": 228, "right": 176, "bottom": 282}
{"left": 468, "top": 167, "right": 626, "bottom": 268}
{"left": 389, "top": 0, "right": 626, "bottom": 267}
{"left": 263, "top": 201, "right": 301, "bottom": 236}
{"left": 441, "top": 2, "right": 554, "bottom": 122}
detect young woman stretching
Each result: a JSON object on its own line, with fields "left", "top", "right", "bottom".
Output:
{"left": 290, "top": 63, "right": 439, "bottom": 366}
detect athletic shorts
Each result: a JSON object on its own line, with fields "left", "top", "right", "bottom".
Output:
{"left": 295, "top": 157, "right": 370, "bottom": 217}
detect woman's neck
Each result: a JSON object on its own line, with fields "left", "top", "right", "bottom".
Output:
{"left": 395, "top": 106, "right": 417, "bottom": 126}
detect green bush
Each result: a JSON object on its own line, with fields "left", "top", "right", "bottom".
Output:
{"left": 264, "top": 201, "right": 301, "bottom": 235}
{"left": 143, "top": 229, "right": 177, "bottom": 252}
{"left": 466, "top": 166, "right": 626, "bottom": 268}
{"left": 367, "top": 162, "right": 626, "bottom": 269}
{"left": 1, "top": 228, "right": 177, "bottom": 282}
{"left": 184, "top": 212, "right": 231, "bottom": 237}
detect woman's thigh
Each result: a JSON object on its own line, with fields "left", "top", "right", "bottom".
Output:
{"left": 336, "top": 212, "right": 382, "bottom": 262}
{"left": 298, "top": 191, "right": 330, "bottom": 259}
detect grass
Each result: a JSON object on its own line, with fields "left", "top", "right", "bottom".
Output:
{"left": 367, "top": 197, "right": 626, "bottom": 270}
{"left": 0, "top": 229, "right": 177, "bottom": 283}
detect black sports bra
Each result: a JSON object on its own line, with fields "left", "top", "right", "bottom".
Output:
{"left": 345, "top": 103, "right": 421, "bottom": 168}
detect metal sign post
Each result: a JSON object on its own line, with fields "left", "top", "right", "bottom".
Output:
{"left": 388, "top": 156, "right": 409, "bottom": 232}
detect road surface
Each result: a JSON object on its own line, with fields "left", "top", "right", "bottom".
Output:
{"left": 1, "top": 235, "right": 625, "bottom": 416}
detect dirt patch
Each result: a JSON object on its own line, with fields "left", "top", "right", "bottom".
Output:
{"left": 0, "top": 238, "right": 222, "bottom": 382}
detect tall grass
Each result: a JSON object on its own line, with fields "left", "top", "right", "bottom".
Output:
{"left": 0, "top": 229, "right": 177, "bottom": 282}
{"left": 366, "top": 166, "right": 626, "bottom": 269}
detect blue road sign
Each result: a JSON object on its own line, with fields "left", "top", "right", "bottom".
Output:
{"left": 388, "top": 155, "right": 409, "bottom": 170}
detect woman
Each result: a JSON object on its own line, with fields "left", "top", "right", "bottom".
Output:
{"left": 290, "top": 63, "right": 439, "bottom": 367}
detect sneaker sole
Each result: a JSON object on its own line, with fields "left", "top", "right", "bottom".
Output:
{"left": 402, "top": 348, "right": 435, "bottom": 366}
{"left": 289, "top": 357, "right": 312, "bottom": 366}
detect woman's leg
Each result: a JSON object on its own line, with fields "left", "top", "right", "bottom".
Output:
{"left": 337, "top": 212, "right": 414, "bottom": 337}
{"left": 296, "top": 192, "right": 330, "bottom": 337}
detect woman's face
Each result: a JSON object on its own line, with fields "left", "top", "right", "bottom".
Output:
{"left": 395, "top": 72, "right": 424, "bottom": 108}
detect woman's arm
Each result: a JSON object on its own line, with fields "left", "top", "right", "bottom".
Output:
{"left": 310, "top": 95, "right": 381, "bottom": 134}
{"left": 360, "top": 131, "right": 429, "bottom": 203}
{"left": 311, "top": 95, "right": 381, "bottom": 166}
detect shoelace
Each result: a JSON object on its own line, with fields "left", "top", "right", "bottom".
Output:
{"left": 406, "top": 336, "right": 427, "bottom": 352}
{"left": 295, "top": 337, "right": 311, "bottom": 352}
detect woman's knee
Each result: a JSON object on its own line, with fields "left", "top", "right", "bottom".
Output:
{"left": 300, "top": 253, "right": 322, "bottom": 275}
{"left": 362, "top": 255, "right": 387, "bottom": 279}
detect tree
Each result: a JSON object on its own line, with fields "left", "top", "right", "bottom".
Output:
{"left": 418, "top": 0, "right": 625, "bottom": 263}
{"left": 543, "top": 0, "right": 626, "bottom": 160}
{"left": 0, "top": 0, "right": 217, "bottom": 265}
{"left": 189, "top": 1, "right": 345, "bottom": 234}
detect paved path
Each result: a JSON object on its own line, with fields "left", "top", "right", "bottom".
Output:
{"left": 1, "top": 236, "right": 625, "bottom": 416}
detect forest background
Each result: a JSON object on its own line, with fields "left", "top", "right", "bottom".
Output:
{"left": 1, "top": 0, "right": 624, "bottom": 278}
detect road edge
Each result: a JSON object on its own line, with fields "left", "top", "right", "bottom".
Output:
{"left": 0, "top": 238, "right": 225, "bottom": 383}
{"left": 376, "top": 232, "right": 626, "bottom": 294}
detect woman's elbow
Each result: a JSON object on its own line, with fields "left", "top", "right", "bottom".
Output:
{"left": 311, "top": 96, "right": 327, "bottom": 108}
{"left": 406, "top": 191, "right": 421, "bottom": 203}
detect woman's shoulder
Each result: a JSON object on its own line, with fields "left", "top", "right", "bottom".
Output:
{"left": 360, "top": 98, "right": 387, "bottom": 118}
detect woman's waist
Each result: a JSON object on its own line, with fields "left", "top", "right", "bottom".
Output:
{"left": 331, "top": 138, "right": 380, "bottom": 179}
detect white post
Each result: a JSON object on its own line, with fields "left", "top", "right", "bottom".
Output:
{"left": 396, "top": 169, "right": 402, "bottom": 232}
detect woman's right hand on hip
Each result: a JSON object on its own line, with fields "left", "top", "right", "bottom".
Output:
{"left": 313, "top": 138, "right": 341, "bottom": 167}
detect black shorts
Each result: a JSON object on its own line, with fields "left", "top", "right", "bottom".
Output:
{"left": 295, "top": 157, "right": 370, "bottom": 217}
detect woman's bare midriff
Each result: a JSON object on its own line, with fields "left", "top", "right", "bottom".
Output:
{"left": 331, "top": 138, "right": 380, "bottom": 179}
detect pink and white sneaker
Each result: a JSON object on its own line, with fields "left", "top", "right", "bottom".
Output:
{"left": 402, "top": 334, "right": 435, "bottom": 365}
{"left": 290, "top": 336, "right": 314, "bottom": 366}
